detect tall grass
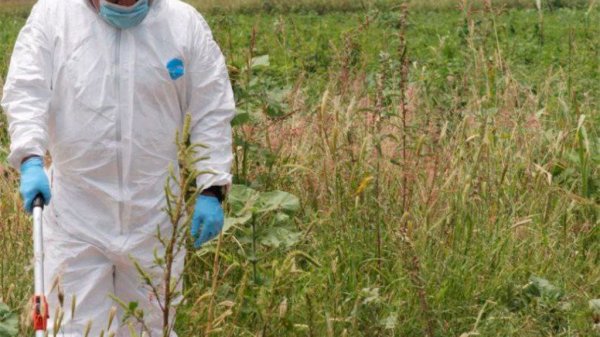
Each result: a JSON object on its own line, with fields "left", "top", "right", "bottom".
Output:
{"left": 178, "top": 3, "right": 598, "bottom": 336}
{"left": 0, "top": 0, "right": 594, "bottom": 13}
{"left": 192, "top": 0, "right": 593, "bottom": 12}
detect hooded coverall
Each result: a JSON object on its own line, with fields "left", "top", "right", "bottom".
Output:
{"left": 1, "top": 0, "right": 235, "bottom": 335}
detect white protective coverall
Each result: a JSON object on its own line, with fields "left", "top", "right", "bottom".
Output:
{"left": 2, "top": 0, "right": 235, "bottom": 335}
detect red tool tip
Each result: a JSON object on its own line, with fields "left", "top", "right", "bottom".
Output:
{"left": 32, "top": 295, "right": 49, "bottom": 331}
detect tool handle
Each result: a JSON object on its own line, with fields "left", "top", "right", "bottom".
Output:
{"left": 32, "top": 193, "right": 47, "bottom": 333}
{"left": 33, "top": 195, "right": 44, "bottom": 209}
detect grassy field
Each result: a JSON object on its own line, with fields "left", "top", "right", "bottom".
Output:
{"left": 1, "top": 0, "right": 599, "bottom": 336}
{"left": 0, "top": 0, "right": 595, "bottom": 12}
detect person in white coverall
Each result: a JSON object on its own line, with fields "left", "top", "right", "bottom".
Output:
{"left": 2, "top": 0, "right": 235, "bottom": 335}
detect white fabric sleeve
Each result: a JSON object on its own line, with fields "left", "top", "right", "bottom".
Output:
{"left": 187, "top": 15, "right": 236, "bottom": 191}
{"left": 1, "top": 0, "right": 53, "bottom": 169}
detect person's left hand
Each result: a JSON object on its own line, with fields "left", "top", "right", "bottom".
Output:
{"left": 191, "top": 195, "right": 224, "bottom": 248}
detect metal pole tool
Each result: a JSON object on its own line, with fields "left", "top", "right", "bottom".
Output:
{"left": 31, "top": 195, "right": 48, "bottom": 337}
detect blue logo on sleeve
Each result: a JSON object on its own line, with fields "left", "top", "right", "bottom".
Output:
{"left": 166, "top": 58, "right": 184, "bottom": 80}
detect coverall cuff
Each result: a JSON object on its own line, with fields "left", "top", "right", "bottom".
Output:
{"left": 201, "top": 185, "right": 227, "bottom": 203}
{"left": 196, "top": 171, "right": 232, "bottom": 194}
{"left": 8, "top": 146, "right": 45, "bottom": 170}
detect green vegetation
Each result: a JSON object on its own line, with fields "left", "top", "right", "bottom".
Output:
{"left": 1, "top": 1, "right": 599, "bottom": 336}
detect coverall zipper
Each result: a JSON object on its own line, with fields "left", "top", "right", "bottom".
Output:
{"left": 114, "top": 29, "right": 125, "bottom": 235}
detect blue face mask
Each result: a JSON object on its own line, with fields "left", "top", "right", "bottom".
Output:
{"left": 99, "top": 0, "right": 150, "bottom": 29}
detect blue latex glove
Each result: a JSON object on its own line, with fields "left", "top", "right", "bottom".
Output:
{"left": 191, "top": 195, "right": 224, "bottom": 248}
{"left": 19, "top": 156, "right": 51, "bottom": 213}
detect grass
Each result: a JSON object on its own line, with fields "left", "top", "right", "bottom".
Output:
{"left": 1, "top": 1, "right": 599, "bottom": 336}
{"left": 0, "top": 0, "right": 595, "bottom": 13}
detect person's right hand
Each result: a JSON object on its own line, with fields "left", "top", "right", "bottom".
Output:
{"left": 19, "top": 156, "right": 51, "bottom": 213}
